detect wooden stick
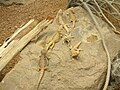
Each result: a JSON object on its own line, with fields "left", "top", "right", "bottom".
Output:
{"left": 105, "top": 0, "right": 120, "bottom": 16}
{"left": 0, "top": 19, "right": 38, "bottom": 57}
{"left": 93, "top": 0, "right": 116, "bottom": 30}
{"left": 0, "top": 19, "right": 52, "bottom": 72}
{"left": 93, "top": 0, "right": 120, "bottom": 35}
{"left": 82, "top": 2, "right": 111, "bottom": 90}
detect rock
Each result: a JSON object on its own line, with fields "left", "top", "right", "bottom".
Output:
{"left": 108, "top": 51, "right": 120, "bottom": 90}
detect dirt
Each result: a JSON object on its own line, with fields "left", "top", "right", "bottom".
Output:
{"left": 0, "top": 0, "right": 67, "bottom": 44}
{"left": 0, "top": 0, "right": 67, "bottom": 81}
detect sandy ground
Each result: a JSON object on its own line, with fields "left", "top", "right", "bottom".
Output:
{"left": 0, "top": 0, "right": 67, "bottom": 81}
{"left": 0, "top": 0, "right": 67, "bottom": 44}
